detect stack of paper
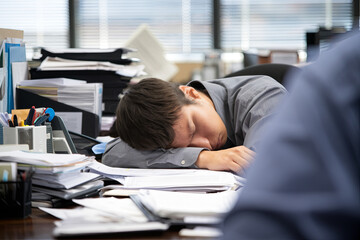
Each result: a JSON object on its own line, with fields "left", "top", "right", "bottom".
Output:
{"left": 38, "top": 57, "right": 146, "bottom": 78}
{"left": 130, "top": 189, "right": 240, "bottom": 227}
{"left": 88, "top": 160, "right": 245, "bottom": 193}
{"left": 0, "top": 151, "right": 102, "bottom": 207}
{"left": 135, "top": 189, "right": 239, "bottom": 219}
{"left": 17, "top": 78, "right": 102, "bottom": 118}
{"left": 39, "top": 197, "right": 169, "bottom": 237}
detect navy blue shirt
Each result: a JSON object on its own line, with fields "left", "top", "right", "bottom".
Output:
{"left": 222, "top": 33, "right": 360, "bottom": 239}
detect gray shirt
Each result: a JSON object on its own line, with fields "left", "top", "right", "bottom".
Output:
{"left": 102, "top": 76, "right": 286, "bottom": 168}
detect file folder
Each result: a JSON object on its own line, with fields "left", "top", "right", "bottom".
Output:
{"left": 39, "top": 48, "right": 135, "bottom": 65}
{"left": 30, "top": 68, "right": 131, "bottom": 83}
{"left": 16, "top": 88, "right": 100, "bottom": 138}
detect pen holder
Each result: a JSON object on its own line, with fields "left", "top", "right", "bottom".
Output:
{"left": 0, "top": 169, "right": 33, "bottom": 219}
{"left": 2, "top": 126, "right": 48, "bottom": 153}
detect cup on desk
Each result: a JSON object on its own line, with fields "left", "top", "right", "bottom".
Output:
{"left": 2, "top": 126, "right": 48, "bottom": 153}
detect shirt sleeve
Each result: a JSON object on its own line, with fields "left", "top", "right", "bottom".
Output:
{"left": 102, "top": 138, "right": 205, "bottom": 168}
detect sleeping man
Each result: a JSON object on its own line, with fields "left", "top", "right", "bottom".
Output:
{"left": 102, "top": 76, "right": 286, "bottom": 173}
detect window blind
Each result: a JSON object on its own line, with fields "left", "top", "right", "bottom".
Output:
{"left": 74, "top": 0, "right": 213, "bottom": 53}
{"left": 0, "top": 0, "right": 69, "bottom": 58}
{"left": 221, "top": 0, "right": 353, "bottom": 51}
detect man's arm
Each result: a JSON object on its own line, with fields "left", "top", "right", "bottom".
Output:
{"left": 102, "top": 138, "right": 204, "bottom": 168}
{"left": 102, "top": 138, "right": 254, "bottom": 171}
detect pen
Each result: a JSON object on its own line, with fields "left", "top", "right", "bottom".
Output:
{"left": 41, "top": 107, "right": 48, "bottom": 115}
{"left": 8, "top": 119, "right": 14, "bottom": 127}
{"left": 34, "top": 113, "right": 50, "bottom": 126}
{"left": 24, "top": 106, "right": 35, "bottom": 125}
{"left": 13, "top": 114, "right": 18, "bottom": 126}
{"left": 19, "top": 120, "right": 25, "bottom": 126}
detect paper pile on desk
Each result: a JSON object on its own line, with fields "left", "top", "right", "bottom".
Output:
{"left": 39, "top": 197, "right": 169, "bottom": 237}
{"left": 135, "top": 189, "right": 239, "bottom": 219}
{"left": 0, "top": 151, "right": 102, "bottom": 206}
{"left": 88, "top": 160, "right": 245, "bottom": 193}
{"left": 130, "top": 189, "right": 239, "bottom": 226}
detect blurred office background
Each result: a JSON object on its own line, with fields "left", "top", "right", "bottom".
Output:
{"left": 1, "top": 0, "right": 359, "bottom": 83}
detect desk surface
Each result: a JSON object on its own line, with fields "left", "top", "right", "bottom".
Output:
{"left": 0, "top": 208, "right": 205, "bottom": 240}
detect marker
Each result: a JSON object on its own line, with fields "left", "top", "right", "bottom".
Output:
{"left": 8, "top": 119, "right": 14, "bottom": 127}
{"left": 13, "top": 114, "right": 18, "bottom": 126}
{"left": 24, "top": 106, "right": 35, "bottom": 125}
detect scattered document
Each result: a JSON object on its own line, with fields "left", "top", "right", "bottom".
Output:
{"left": 89, "top": 160, "right": 202, "bottom": 177}
{"left": 42, "top": 197, "right": 147, "bottom": 222}
{"left": 135, "top": 189, "right": 239, "bottom": 218}
{"left": 179, "top": 227, "right": 223, "bottom": 238}
{"left": 122, "top": 171, "right": 240, "bottom": 191}
{"left": 73, "top": 197, "right": 148, "bottom": 222}
{"left": 17, "top": 78, "right": 86, "bottom": 87}
{"left": 0, "top": 150, "right": 92, "bottom": 167}
{"left": 32, "top": 180, "right": 104, "bottom": 200}
{"left": 53, "top": 221, "right": 168, "bottom": 237}
{"left": 39, "top": 201, "right": 169, "bottom": 237}
{"left": 89, "top": 161, "right": 244, "bottom": 191}
{"left": 32, "top": 172, "right": 101, "bottom": 189}
{"left": 39, "top": 206, "right": 117, "bottom": 220}
{"left": 124, "top": 24, "right": 178, "bottom": 81}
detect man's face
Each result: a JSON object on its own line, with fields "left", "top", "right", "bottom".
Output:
{"left": 170, "top": 87, "right": 228, "bottom": 150}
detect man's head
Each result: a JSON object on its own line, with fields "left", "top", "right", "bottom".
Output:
{"left": 116, "top": 78, "right": 227, "bottom": 151}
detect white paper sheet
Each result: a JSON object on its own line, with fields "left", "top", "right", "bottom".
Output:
{"left": 73, "top": 197, "right": 148, "bottom": 222}
{"left": 0, "top": 150, "right": 91, "bottom": 166}
{"left": 137, "top": 189, "right": 239, "bottom": 218}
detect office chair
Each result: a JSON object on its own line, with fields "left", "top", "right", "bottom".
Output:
{"left": 224, "top": 63, "right": 300, "bottom": 86}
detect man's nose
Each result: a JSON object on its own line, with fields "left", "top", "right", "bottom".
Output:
{"left": 190, "top": 137, "right": 212, "bottom": 149}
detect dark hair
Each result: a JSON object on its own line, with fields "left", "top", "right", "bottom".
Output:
{"left": 116, "top": 78, "right": 194, "bottom": 150}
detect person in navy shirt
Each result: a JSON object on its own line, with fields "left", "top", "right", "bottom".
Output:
{"left": 222, "top": 33, "right": 360, "bottom": 239}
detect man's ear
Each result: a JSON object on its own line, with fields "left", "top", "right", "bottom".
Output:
{"left": 179, "top": 86, "right": 200, "bottom": 100}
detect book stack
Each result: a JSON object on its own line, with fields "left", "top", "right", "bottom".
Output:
{"left": 0, "top": 150, "right": 103, "bottom": 208}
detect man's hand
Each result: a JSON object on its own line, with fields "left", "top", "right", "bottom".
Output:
{"left": 196, "top": 146, "right": 255, "bottom": 172}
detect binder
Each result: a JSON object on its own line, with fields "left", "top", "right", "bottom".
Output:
{"left": 16, "top": 88, "right": 100, "bottom": 138}
{"left": 29, "top": 68, "right": 131, "bottom": 83}
{"left": 39, "top": 48, "right": 135, "bottom": 65}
